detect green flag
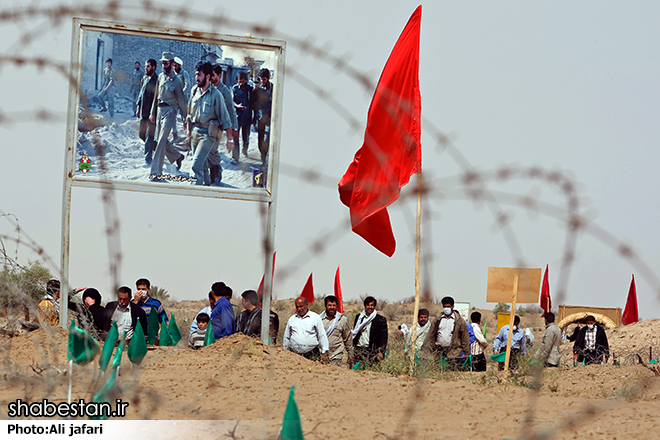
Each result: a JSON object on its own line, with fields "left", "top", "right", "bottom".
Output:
{"left": 160, "top": 319, "right": 173, "bottom": 346}
{"left": 68, "top": 319, "right": 100, "bottom": 365}
{"left": 112, "top": 332, "right": 126, "bottom": 369}
{"left": 281, "top": 386, "right": 304, "bottom": 440}
{"left": 127, "top": 320, "right": 148, "bottom": 365}
{"left": 462, "top": 355, "right": 472, "bottom": 370}
{"left": 169, "top": 313, "right": 182, "bottom": 346}
{"left": 92, "top": 366, "right": 118, "bottom": 420}
{"left": 203, "top": 320, "right": 216, "bottom": 346}
{"left": 99, "top": 321, "right": 118, "bottom": 372}
{"left": 439, "top": 352, "right": 449, "bottom": 372}
{"left": 482, "top": 321, "right": 487, "bottom": 338}
{"left": 148, "top": 305, "right": 159, "bottom": 345}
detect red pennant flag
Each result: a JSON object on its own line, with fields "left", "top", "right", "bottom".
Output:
{"left": 622, "top": 274, "right": 639, "bottom": 325}
{"left": 540, "top": 264, "right": 551, "bottom": 315}
{"left": 257, "top": 252, "right": 276, "bottom": 301}
{"left": 334, "top": 266, "right": 344, "bottom": 314}
{"left": 338, "top": 6, "right": 422, "bottom": 257}
{"left": 300, "top": 273, "right": 315, "bottom": 304}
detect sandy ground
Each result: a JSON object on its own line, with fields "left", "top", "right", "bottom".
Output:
{"left": 2, "top": 302, "right": 660, "bottom": 439}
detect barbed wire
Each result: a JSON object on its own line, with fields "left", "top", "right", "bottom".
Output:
{"left": 2, "top": 1, "right": 659, "bottom": 439}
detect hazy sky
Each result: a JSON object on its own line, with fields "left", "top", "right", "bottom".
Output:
{"left": 2, "top": 1, "right": 660, "bottom": 321}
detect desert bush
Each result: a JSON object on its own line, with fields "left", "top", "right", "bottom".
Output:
{"left": 0, "top": 260, "right": 52, "bottom": 315}
{"left": 493, "top": 302, "right": 510, "bottom": 318}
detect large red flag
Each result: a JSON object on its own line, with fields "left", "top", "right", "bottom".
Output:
{"left": 622, "top": 274, "right": 639, "bottom": 325}
{"left": 540, "top": 264, "right": 551, "bottom": 315}
{"left": 338, "top": 6, "right": 422, "bottom": 257}
{"left": 334, "top": 266, "right": 344, "bottom": 313}
{"left": 300, "top": 273, "right": 315, "bottom": 304}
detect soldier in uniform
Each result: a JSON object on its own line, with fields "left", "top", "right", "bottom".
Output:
{"left": 232, "top": 71, "right": 253, "bottom": 158}
{"left": 252, "top": 68, "right": 273, "bottom": 168}
{"left": 136, "top": 59, "right": 158, "bottom": 163}
{"left": 130, "top": 61, "right": 143, "bottom": 117}
{"left": 97, "top": 58, "right": 115, "bottom": 117}
{"left": 172, "top": 57, "right": 191, "bottom": 142}
{"left": 149, "top": 52, "right": 187, "bottom": 180}
{"left": 206, "top": 65, "right": 238, "bottom": 183}
{"left": 187, "top": 61, "right": 232, "bottom": 185}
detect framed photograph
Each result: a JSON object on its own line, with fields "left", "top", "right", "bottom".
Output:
{"left": 65, "top": 18, "right": 286, "bottom": 202}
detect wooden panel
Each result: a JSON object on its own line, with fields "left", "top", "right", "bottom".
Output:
{"left": 486, "top": 267, "right": 543, "bottom": 304}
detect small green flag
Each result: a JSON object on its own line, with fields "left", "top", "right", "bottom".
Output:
{"left": 160, "top": 320, "right": 173, "bottom": 346}
{"left": 351, "top": 361, "right": 361, "bottom": 370}
{"left": 68, "top": 319, "right": 101, "bottom": 365}
{"left": 203, "top": 319, "right": 216, "bottom": 346}
{"left": 99, "top": 321, "right": 118, "bottom": 372}
{"left": 112, "top": 332, "right": 126, "bottom": 369}
{"left": 92, "top": 366, "right": 118, "bottom": 420}
{"left": 127, "top": 320, "right": 148, "bottom": 365}
{"left": 462, "top": 355, "right": 472, "bottom": 370}
{"left": 169, "top": 313, "right": 182, "bottom": 346}
{"left": 482, "top": 321, "right": 487, "bottom": 338}
{"left": 148, "top": 305, "right": 160, "bottom": 345}
{"left": 281, "top": 386, "right": 304, "bottom": 440}
{"left": 439, "top": 352, "right": 449, "bottom": 372}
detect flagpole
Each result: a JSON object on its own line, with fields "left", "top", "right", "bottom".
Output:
{"left": 409, "top": 172, "right": 422, "bottom": 373}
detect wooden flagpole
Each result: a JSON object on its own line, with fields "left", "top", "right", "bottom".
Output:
{"left": 409, "top": 173, "right": 422, "bottom": 373}
{"left": 503, "top": 272, "right": 519, "bottom": 376}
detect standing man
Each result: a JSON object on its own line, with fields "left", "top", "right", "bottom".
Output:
{"left": 283, "top": 297, "right": 329, "bottom": 362}
{"left": 130, "top": 61, "right": 143, "bottom": 117}
{"left": 469, "top": 311, "right": 488, "bottom": 372}
{"left": 232, "top": 71, "right": 252, "bottom": 159}
{"left": 97, "top": 58, "right": 115, "bottom": 117}
{"left": 352, "top": 296, "right": 388, "bottom": 367}
{"left": 252, "top": 68, "right": 273, "bottom": 168}
{"left": 133, "top": 278, "right": 168, "bottom": 327}
{"left": 320, "top": 295, "right": 352, "bottom": 366}
{"left": 422, "top": 296, "right": 470, "bottom": 370}
{"left": 573, "top": 315, "right": 609, "bottom": 365}
{"left": 105, "top": 286, "right": 148, "bottom": 343}
{"left": 206, "top": 65, "right": 237, "bottom": 183}
{"left": 149, "top": 51, "right": 186, "bottom": 180}
{"left": 535, "top": 312, "right": 562, "bottom": 367}
{"left": 171, "top": 57, "right": 190, "bottom": 142}
{"left": 136, "top": 58, "right": 158, "bottom": 163}
{"left": 187, "top": 62, "right": 232, "bottom": 185}
{"left": 237, "top": 290, "right": 262, "bottom": 338}
{"left": 398, "top": 308, "right": 431, "bottom": 356}
{"left": 36, "top": 279, "right": 86, "bottom": 327}
{"left": 209, "top": 281, "right": 236, "bottom": 339}
{"left": 493, "top": 315, "right": 526, "bottom": 370}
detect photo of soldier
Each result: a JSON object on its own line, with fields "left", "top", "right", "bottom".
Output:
{"left": 187, "top": 61, "right": 232, "bottom": 185}
{"left": 136, "top": 58, "right": 158, "bottom": 164}
{"left": 233, "top": 71, "right": 253, "bottom": 159}
{"left": 252, "top": 68, "right": 273, "bottom": 168}
{"left": 97, "top": 58, "right": 115, "bottom": 117}
{"left": 130, "top": 61, "right": 143, "bottom": 116}
{"left": 149, "top": 51, "right": 187, "bottom": 180}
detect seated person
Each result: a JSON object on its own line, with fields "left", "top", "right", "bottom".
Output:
{"left": 188, "top": 313, "right": 209, "bottom": 349}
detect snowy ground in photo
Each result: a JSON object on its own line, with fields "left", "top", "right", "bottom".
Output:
{"left": 76, "top": 93, "right": 267, "bottom": 189}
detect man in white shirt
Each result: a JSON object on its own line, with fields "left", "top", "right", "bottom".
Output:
{"left": 397, "top": 308, "right": 431, "bottom": 355}
{"left": 104, "top": 286, "right": 148, "bottom": 343}
{"left": 283, "top": 297, "right": 329, "bottom": 363}
{"left": 470, "top": 311, "right": 488, "bottom": 371}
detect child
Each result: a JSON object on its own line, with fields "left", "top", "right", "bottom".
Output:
{"left": 188, "top": 313, "right": 209, "bottom": 349}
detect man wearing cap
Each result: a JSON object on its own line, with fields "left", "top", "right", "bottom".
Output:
{"left": 149, "top": 51, "right": 187, "bottom": 180}
{"left": 187, "top": 61, "right": 232, "bottom": 185}
{"left": 171, "top": 57, "right": 191, "bottom": 142}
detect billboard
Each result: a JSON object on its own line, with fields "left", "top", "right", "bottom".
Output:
{"left": 66, "top": 18, "right": 286, "bottom": 202}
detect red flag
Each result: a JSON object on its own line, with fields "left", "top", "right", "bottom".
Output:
{"left": 300, "top": 273, "right": 315, "bottom": 304}
{"left": 338, "top": 6, "right": 422, "bottom": 257}
{"left": 257, "top": 252, "right": 276, "bottom": 305}
{"left": 540, "top": 264, "right": 551, "bottom": 315}
{"left": 622, "top": 274, "right": 639, "bottom": 325}
{"left": 334, "top": 266, "right": 344, "bottom": 313}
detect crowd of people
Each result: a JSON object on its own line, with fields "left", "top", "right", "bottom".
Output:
{"left": 36, "top": 281, "right": 610, "bottom": 370}
{"left": 94, "top": 52, "right": 273, "bottom": 185}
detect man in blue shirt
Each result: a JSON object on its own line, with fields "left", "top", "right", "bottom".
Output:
{"left": 493, "top": 315, "right": 526, "bottom": 370}
{"left": 209, "top": 281, "right": 236, "bottom": 339}
{"left": 133, "top": 278, "right": 169, "bottom": 332}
